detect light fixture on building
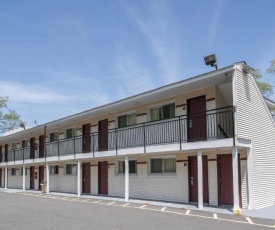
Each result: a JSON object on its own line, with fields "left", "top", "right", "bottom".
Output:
{"left": 204, "top": 54, "right": 218, "bottom": 70}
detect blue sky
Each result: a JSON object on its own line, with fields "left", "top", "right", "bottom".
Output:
{"left": 0, "top": 0, "right": 275, "bottom": 127}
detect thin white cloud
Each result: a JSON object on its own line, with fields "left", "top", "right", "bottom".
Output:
{"left": 0, "top": 80, "right": 71, "bottom": 103}
{"left": 207, "top": 0, "right": 226, "bottom": 48}
{"left": 122, "top": 1, "right": 183, "bottom": 84}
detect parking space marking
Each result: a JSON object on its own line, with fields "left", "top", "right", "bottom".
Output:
{"left": 14, "top": 192, "right": 275, "bottom": 229}
{"left": 94, "top": 200, "right": 102, "bottom": 203}
{"left": 246, "top": 217, "right": 253, "bottom": 224}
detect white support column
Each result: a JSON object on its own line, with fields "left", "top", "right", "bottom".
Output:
{"left": 197, "top": 150, "right": 203, "bottom": 210}
{"left": 4, "top": 166, "right": 7, "bottom": 189}
{"left": 46, "top": 163, "right": 50, "bottom": 194}
{"left": 22, "top": 165, "right": 26, "bottom": 191}
{"left": 77, "top": 160, "right": 81, "bottom": 197}
{"left": 232, "top": 146, "right": 240, "bottom": 214}
{"left": 247, "top": 146, "right": 254, "bottom": 210}
{"left": 125, "top": 155, "right": 129, "bottom": 201}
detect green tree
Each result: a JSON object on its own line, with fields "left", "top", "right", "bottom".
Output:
{"left": 0, "top": 96, "right": 23, "bottom": 134}
{"left": 252, "top": 59, "right": 275, "bottom": 98}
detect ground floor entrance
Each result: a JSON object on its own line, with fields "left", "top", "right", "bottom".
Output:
{"left": 98, "top": 161, "right": 108, "bottom": 195}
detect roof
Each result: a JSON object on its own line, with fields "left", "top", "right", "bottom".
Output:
{"left": 0, "top": 62, "right": 244, "bottom": 142}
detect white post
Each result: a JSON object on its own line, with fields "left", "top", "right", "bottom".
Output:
{"left": 197, "top": 150, "right": 203, "bottom": 210}
{"left": 4, "top": 166, "right": 8, "bottom": 189}
{"left": 125, "top": 155, "right": 129, "bottom": 201}
{"left": 77, "top": 160, "right": 81, "bottom": 197}
{"left": 23, "top": 165, "right": 26, "bottom": 191}
{"left": 232, "top": 146, "right": 240, "bottom": 214}
{"left": 46, "top": 163, "right": 50, "bottom": 194}
{"left": 247, "top": 146, "right": 254, "bottom": 210}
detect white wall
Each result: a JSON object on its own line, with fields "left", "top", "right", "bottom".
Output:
{"left": 49, "top": 167, "right": 77, "bottom": 194}
{"left": 7, "top": 169, "right": 22, "bottom": 189}
{"left": 91, "top": 165, "right": 98, "bottom": 195}
{"left": 236, "top": 69, "right": 275, "bottom": 209}
{"left": 108, "top": 160, "right": 189, "bottom": 203}
{"left": 208, "top": 161, "right": 218, "bottom": 206}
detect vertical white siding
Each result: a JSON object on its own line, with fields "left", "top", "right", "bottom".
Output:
{"left": 1, "top": 169, "right": 4, "bottom": 187}
{"left": 49, "top": 167, "right": 77, "bottom": 194}
{"left": 91, "top": 166, "right": 98, "bottom": 195}
{"left": 241, "top": 159, "right": 247, "bottom": 208}
{"left": 208, "top": 161, "right": 218, "bottom": 205}
{"left": 236, "top": 69, "right": 275, "bottom": 209}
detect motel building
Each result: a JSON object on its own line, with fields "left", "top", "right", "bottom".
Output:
{"left": 1, "top": 61, "right": 275, "bottom": 214}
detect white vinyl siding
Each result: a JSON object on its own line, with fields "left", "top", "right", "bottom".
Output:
{"left": 108, "top": 161, "right": 188, "bottom": 203}
{"left": 236, "top": 69, "right": 275, "bottom": 209}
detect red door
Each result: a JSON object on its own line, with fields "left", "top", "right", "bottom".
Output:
{"left": 5, "top": 144, "right": 8, "bottom": 162}
{"left": 82, "top": 123, "right": 91, "bottom": 153}
{"left": 189, "top": 156, "right": 209, "bottom": 203}
{"left": 0, "top": 169, "right": 2, "bottom": 187}
{"left": 30, "top": 137, "right": 35, "bottom": 159}
{"left": 39, "top": 166, "right": 44, "bottom": 190}
{"left": 187, "top": 96, "right": 207, "bottom": 142}
{"left": 39, "top": 135, "right": 45, "bottom": 158}
{"left": 98, "top": 119, "right": 108, "bottom": 151}
{"left": 82, "top": 162, "right": 91, "bottom": 194}
{"left": 30, "top": 166, "right": 35, "bottom": 190}
{"left": 218, "top": 154, "right": 233, "bottom": 205}
{"left": 98, "top": 161, "right": 108, "bottom": 195}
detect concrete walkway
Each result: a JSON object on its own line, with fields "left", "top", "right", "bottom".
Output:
{"left": 1, "top": 188, "right": 274, "bottom": 220}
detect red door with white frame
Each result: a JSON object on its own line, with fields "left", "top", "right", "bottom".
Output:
{"left": 187, "top": 96, "right": 207, "bottom": 142}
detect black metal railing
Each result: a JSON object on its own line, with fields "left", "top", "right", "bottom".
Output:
{"left": 1, "top": 106, "right": 234, "bottom": 163}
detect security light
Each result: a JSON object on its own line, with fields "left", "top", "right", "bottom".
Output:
{"left": 204, "top": 54, "right": 218, "bottom": 70}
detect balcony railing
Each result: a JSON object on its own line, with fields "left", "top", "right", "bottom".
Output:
{"left": 0, "top": 106, "right": 234, "bottom": 163}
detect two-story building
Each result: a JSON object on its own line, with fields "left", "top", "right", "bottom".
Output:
{"left": 1, "top": 61, "right": 275, "bottom": 213}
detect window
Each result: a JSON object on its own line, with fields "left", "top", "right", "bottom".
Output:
{"left": 22, "top": 140, "right": 28, "bottom": 148}
{"left": 150, "top": 103, "right": 175, "bottom": 121}
{"left": 11, "top": 168, "right": 17, "bottom": 176}
{"left": 50, "top": 132, "right": 59, "bottom": 142}
{"left": 65, "top": 164, "right": 77, "bottom": 175}
{"left": 66, "top": 128, "right": 77, "bottom": 139}
{"left": 118, "top": 113, "right": 137, "bottom": 128}
{"left": 117, "top": 160, "right": 137, "bottom": 174}
{"left": 20, "top": 167, "right": 27, "bottom": 176}
{"left": 12, "top": 143, "right": 17, "bottom": 150}
{"left": 50, "top": 165, "right": 59, "bottom": 175}
{"left": 150, "top": 158, "right": 176, "bottom": 173}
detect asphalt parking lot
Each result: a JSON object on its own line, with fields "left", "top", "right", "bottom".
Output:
{"left": 0, "top": 192, "right": 275, "bottom": 230}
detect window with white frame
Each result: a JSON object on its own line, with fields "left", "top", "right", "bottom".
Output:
{"left": 117, "top": 160, "right": 137, "bottom": 174}
{"left": 22, "top": 140, "right": 28, "bottom": 148}
{"left": 65, "top": 164, "right": 77, "bottom": 175}
{"left": 118, "top": 113, "right": 137, "bottom": 128}
{"left": 50, "top": 165, "right": 59, "bottom": 175}
{"left": 66, "top": 128, "right": 77, "bottom": 139}
{"left": 50, "top": 132, "right": 59, "bottom": 142}
{"left": 20, "top": 167, "right": 27, "bottom": 176}
{"left": 150, "top": 103, "right": 175, "bottom": 121}
{"left": 11, "top": 143, "right": 17, "bottom": 150}
{"left": 150, "top": 158, "right": 176, "bottom": 173}
{"left": 11, "top": 168, "right": 17, "bottom": 176}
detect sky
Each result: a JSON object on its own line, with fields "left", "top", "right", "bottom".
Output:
{"left": 0, "top": 0, "right": 275, "bottom": 127}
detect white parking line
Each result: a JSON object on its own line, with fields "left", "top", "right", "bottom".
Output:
{"left": 140, "top": 205, "right": 147, "bottom": 209}
{"left": 246, "top": 217, "right": 253, "bottom": 224}
{"left": 94, "top": 200, "right": 102, "bottom": 203}
{"left": 213, "top": 214, "right": 218, "bottom": 219}
{"left": 161, "top": 207, "right": 166, "bottom": 211}
{"left": 108, "top": 202, "right": 115, "bottom": 205}
{"left": 123, "top": 203, "right": 129, "bottom": 207}
{"left": 185, "top": 210, "right": 190, "bottom": 215}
